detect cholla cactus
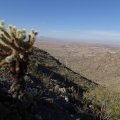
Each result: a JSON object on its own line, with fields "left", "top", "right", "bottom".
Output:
{"left": 0, "top": 20, "right": 38, "bottom": 97}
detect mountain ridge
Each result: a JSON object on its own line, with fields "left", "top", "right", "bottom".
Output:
{"left": 0, "top": 47, "right": 98, "bottom": 120}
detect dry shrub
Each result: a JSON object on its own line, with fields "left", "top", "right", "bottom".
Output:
{"left": 84, "top": 86, "right": 120, "bottom": 120}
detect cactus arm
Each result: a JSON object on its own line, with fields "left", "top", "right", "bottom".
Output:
{"left": 28, "top": 30, "right": 38, "bottom": 46}
{"left": 0, "top": 27, "right": 13, "bottom": 41}
{"left": 0, "top": 60, "right": 6, "bottom": 66}
{"left": 0, "top": 34, "right": 11, "bottom": 45}
{"left": 0, "top": 47, "right": 16, "bottom": 66}
{"left": 7, "top": 26, "right": 17, "bottom": 40}
{"left": 0, "top": 20, "right": 38, "bottom": 98}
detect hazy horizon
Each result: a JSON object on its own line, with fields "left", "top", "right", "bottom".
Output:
{"left": 38, "top": 35, "right": 120, "bottom": 45}
{"left": 1, "top": 0, "right": 120, "bottom": 44}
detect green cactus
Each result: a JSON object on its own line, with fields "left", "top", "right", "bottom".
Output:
{"left": 0, "top": 20, "right": 38, "bottom": 98}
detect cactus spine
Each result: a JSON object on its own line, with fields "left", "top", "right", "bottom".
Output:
{"left": 0, "top": 20, "right": 38, "bottom": 98}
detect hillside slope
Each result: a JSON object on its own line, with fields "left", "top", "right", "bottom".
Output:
{"left": 0, "top": 47, "right": 98, "bottom": 120}
{"left": 75, "top": 52, "right": 120, "bottom": 89}
{"left": 35, "top": 41, "right": 120, "bottom": 90}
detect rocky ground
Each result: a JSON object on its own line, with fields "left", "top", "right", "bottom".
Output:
{"left": 0, "top": 47, "right": 98, "bottom": 120}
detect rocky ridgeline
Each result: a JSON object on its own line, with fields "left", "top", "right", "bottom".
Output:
{"left": 0, "top": 47, "right": 98, "bottom": 120}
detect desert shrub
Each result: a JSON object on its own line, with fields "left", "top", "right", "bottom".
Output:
{"left": 84, "top": 86, "right": 120, "bottom": 120}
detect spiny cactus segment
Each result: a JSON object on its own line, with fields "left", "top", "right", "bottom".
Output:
{"left": 0, "top": 20, "right": 38, "bottom": 73}
{"left": 0, "top": 20, "right": 38, "bottom": 98}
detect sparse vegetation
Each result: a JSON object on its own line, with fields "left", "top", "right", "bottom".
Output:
{"left": 0, "top": 21, "right": 119, "bottom": 120}
{"left": 0, "top": 46, "right": 99, "bottom": 120}
{"left": 84, "top": 86, "right": 120, "bottom": 120}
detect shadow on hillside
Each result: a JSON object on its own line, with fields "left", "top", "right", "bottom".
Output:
{"left": 37, "top": 64, "right": 85, "bottom": 96}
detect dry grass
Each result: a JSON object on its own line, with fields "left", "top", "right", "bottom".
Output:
{"left": 84, "top": 86, "right": 120, "bottom": 120}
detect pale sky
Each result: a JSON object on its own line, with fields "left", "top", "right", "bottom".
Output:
{"left": 0, "top": 0, "right": 120, "bottom": 43}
